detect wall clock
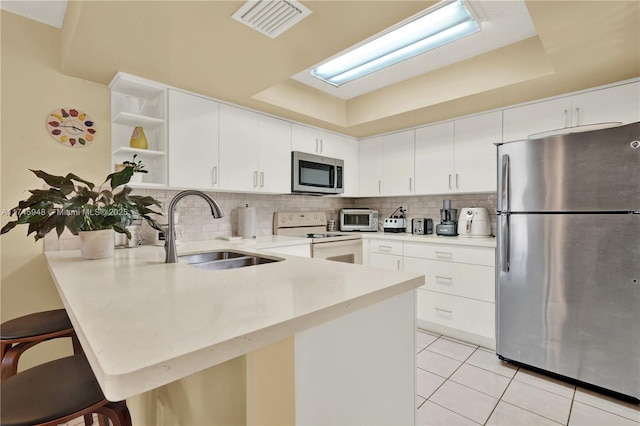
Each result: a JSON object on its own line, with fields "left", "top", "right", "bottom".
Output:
{"left": 46, "top": 108, "right": 96, "bottom": 147}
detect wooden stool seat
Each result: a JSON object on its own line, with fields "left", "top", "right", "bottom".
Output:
{"left": 1, "top": 309, "right": 81, "bottom": 382}
{"left": 0, "top": 354, "right": 131, "bottom": 426}
{"left": 0, "top": 309, "right": 73, "bottom": 340}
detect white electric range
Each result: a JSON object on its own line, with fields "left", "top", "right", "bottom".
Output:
{"left": 273, "top": 211, "right": 363, "bottom": 264}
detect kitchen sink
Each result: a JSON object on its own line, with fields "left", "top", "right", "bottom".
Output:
{"left": 178, "top": 250, "right": 282, "bottom": 271}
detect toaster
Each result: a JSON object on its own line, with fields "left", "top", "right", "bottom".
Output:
{"left": 457, "top": 207, "right": 491, "bottom": 237}
{"left": 411, "top": 218, "right": 433, "bottom": 235}
{"left": 383, "top": 218, "right": 406, "bottom": 233}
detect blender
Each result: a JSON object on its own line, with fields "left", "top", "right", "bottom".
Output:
{"left": 435, "top": 199, "right": 458, "bottom": 236}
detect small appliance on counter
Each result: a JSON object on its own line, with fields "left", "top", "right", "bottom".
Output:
{"left": 435, "top": 200, "right": 458, "bottom": 236}
{"left": 383, "top": 206, "right": 407, "bottom": 233}
{"left": 457, "top": 207, "right": 491, "bottom": 237}
{"left": 411, "top": 218, "right": 433, "bottom": 235}
{"left": 339, "top": 208, "right": 378, "bottom": 232}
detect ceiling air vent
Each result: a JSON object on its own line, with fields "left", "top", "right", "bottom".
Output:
{"left": 232, "top": 0, "right": 312, "bottom": 39}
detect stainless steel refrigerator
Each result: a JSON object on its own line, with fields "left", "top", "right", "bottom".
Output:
{"left": 496, "top": 121, "right": 640, "bottom": 400}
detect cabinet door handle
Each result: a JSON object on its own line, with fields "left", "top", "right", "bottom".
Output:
{"left": 315, "top": 138, "right": 319, "bottom": 153}
{"left": 448, "top": 174, "right": 452, "bottom": 190}
{"left": 212, "top": 166, "right": 217, "bottom": 185}
{"left": 435, "top": 275, "right": 453, "bottom": 284}
{"left": 435, "top": 251, "right": 453, "bottom": 259}
{"left": 564, "top": 109, "right": 569, "bottom": 127}
{"left": 378, "top": 180, "right": 382, "bottom": 194}
{"left": 253, "top": 171, "right": 258, "bottom": 188}
{"left": 409, "top": 177, "right": 412, "bottom": 192}
{"left": 435, "top": 307, "right": 453, "bottom": 315}
{"left": 575, "top": 107, "right": 580, "bottom": 126}
{"left": 378, "top": 245, "right": 392, "bottom": 252}
{"left": 455, "top": 173, "right": 459, "bottom": 190}
{"left": 397, "top": 259, "right": 401, "bottom": 270}
{"left": 320, "top": 138, "right": 323, "bottom": 153}
{"left": 260, "top": 171, "right": 264, "bottom": 188}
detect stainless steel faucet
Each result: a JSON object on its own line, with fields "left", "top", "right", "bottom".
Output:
{"left": 164, "top": 190, "right": 224, "bottom": 263}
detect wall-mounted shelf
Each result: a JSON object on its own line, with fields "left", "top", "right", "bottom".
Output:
{"left": 113, "top": 112, "right": 165, "bottom": 129}
{"left": 110, "top": 72, "right": 168, "bottom": 186}
{"left": 112, "top": 147, "right": 166, "bottom": 158}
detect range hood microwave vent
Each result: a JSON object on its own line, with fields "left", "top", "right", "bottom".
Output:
{"left": 231, "top": 0, "right": 312, "bottom": 39}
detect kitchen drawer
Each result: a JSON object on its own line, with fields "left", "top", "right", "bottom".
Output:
{"left": 404, "top": 257, "right": 495, "bottom": 302}
{"left": 404, "top": 242, "right": 494, "bottom": 266}
{"left": 369, "top": 252, "right": 403, "bottom": 271}
{"left": 369, "top": 239, "right": 403, "bottom": 256}
{"left": 417, "top": 290, "right": 495, "bottom": 339}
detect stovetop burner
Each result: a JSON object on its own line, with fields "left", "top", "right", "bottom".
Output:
{"left": 306, "top": 233, "right": 350, "bottom": 239}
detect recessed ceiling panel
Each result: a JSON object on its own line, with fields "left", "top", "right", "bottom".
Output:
{"left": 292, "top": 0, "right": 538, "bottom": 100}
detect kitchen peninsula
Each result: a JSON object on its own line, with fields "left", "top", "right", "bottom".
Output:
{"left": 45, "top": 236, "right": 424, "bottom": 425}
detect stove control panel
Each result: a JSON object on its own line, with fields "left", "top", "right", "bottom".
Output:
{"left": 275, "top": 211, "right": 327, "bottom": 228}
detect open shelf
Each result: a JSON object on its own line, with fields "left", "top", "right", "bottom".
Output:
{"left": 112, "top": 147, "right": 166, "bottom": 157}
{"left": 113, "top": 112, "right": 165, "bottom": 128}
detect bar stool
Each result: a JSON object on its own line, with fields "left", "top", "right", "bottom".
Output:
{"left": 1, "top": 309, "right": 81, "bottom": 381}
{"left": 1, "top": 354, "right": 132, "bottom": 426}
{"left": 1, "top": 309, "right": 91, "bottom": 425}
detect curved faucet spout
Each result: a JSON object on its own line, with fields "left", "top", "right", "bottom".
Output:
{"left": 165, "top": 190, "right": 224, "bottom": 263}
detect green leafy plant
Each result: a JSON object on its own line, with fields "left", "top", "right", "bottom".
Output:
{"left": 1, "top": 168, "right": 163, "bottom": 241}
{"left": 122, "top": 154, "right": 148, "bottom": 173}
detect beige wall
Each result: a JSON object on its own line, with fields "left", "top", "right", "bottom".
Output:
{"left": 1, "top": 11, "right": 111, "bottom": 366}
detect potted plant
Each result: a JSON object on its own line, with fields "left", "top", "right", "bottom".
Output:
{"left": 117, "top": 154, "right": 148, "bottom": 184}
{"left": 1, "top": 167, "right": 163, "bottom": 259}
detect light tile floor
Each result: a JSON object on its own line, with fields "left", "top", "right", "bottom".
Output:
{"left": 416, "top": 329, "right": 640, "bottom": 426}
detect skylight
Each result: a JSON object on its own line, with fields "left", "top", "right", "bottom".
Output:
{"left": 310, "top": 0, "right": 481, "bottom": 87}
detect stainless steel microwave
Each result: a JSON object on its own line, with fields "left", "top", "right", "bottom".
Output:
{"left": 292, "top": 151, "right": 344, "bottom": 195}
{"left": 340, "top": 209, "right": 378, "bottom": 232}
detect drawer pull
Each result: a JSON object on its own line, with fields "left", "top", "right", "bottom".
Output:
{"left": 435, "top": 251, "right": 453, "bottom": 259}
{"left": 435, "top": 307, "right": 453, "bottom": 315}
{"left": 435, "top": 275, "right": 453, "bottom": 284}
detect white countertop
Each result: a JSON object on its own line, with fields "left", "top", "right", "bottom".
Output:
{"left": 45, "top": 236, "right": 423, "bottom": 401}
{"left": 363, "top": 232, "right": 497, "bottom": 248}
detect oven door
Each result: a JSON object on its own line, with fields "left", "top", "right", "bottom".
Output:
{"left": 312, "top": 240, "right": 363, "bottom": 264}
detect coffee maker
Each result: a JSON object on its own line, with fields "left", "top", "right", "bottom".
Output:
{"left": 436, "top": 199, "right": 458, "bottom": 236}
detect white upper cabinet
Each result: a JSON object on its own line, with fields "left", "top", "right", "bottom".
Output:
{"left": 219, "top": 104, "right": 260, "bottom": 192}
{"left": 359, "top": 136, "right": 384, "bottom": 196}
{"left": 219, "top": 104, "right": 291, "bottom": 193}
{"left": 415, "top": 121, "right": 454, "bottom": 194}
{"left": 414, "top": 112, "right": 500, "bottom": 194}
{"left": 503, "top": 81, "right": 640, "bottom": 141}
{"left": 570, "top": 81, "right": 640, "bottom": 126}
{"left": 502, "top": 97, "right": 572, "bottom": 142}
{"left": 453, "top": 111, "right": 501, "bottom": 193}
{"left": 168, "top": 90, "right": 219, "bottom": 190}
{"left": 257, "top": 115, "right": 292, "bottom": 193}
{"left": 335, "top": 134, "right": 359, "bottom": 197}
{"left": 291, "top": 123, "right": 346, "bottom": 158}
{"left": 383, "top": 130, "right": 415, "bottom": 196}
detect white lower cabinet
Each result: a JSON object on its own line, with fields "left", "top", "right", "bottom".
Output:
{"left": 416, "top": 290, "right": 495, "bottom": 344}
{"left": 367, "top": 239, "right": 403, "bottom": 270}
{"left": 402, "top": 241, "right": 496, "bottom": 349}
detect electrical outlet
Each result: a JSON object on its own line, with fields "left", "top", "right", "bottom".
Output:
{"left": 156, "top": 398, "right": 166, "bottom": 426}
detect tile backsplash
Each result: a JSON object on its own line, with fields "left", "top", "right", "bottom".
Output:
{"left": 44, "top": 190, "right": 497, "bottom": 250}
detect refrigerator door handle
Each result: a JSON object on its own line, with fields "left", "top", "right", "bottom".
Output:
{"left": 501, "top": 154, "right": 510, "bottom": 212}
{"left": 499, "top": 214, "right": 510, "bottom": 272}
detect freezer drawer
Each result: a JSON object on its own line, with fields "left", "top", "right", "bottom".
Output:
{"left": 497, "top": 213, "right": 640, "bottom": 398}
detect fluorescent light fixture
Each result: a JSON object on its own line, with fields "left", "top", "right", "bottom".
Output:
{"left": 311, "top": 0, "right": 481, "bottom": 87}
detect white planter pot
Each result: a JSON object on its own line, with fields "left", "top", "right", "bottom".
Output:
{"left": 79, "top": 229, "right": 115, "bottom": 259}
{"left": 129, "top": 172, "right": 144, "bottom": 184}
